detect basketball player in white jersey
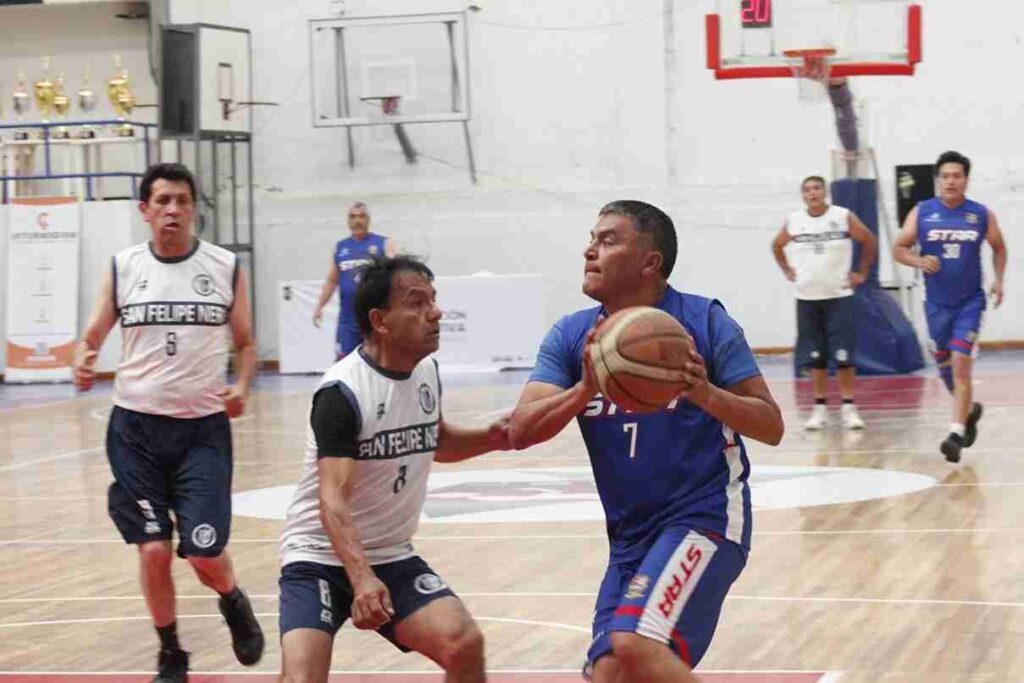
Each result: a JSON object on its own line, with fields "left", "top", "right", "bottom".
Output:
{"left": 278, "top": 255, "right": 511, "bottom": 683}
{"left": 772, "top": 175, "right": 876, "bottom": 430}
{"left": 73, "top": 163, "right": 264, "bottom": 682}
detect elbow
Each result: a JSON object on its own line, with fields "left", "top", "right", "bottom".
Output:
{"left": 767, "top": 410, "right": 786, "bottom": 446}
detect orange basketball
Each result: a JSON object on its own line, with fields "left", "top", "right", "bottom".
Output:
{"left": 588, "top": 306, "right": 694, "bottom": 412}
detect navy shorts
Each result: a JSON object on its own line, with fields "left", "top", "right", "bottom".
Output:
{"left": 335, "top": 321, "right": 362, "bottom": 358}
{"left": 106, "top": 406, "right": 233, "bottom": 558}
{"left": 926, "top": 290, "right": 985, "bottom": 358}
{"left": 797, "top": 296, "right": 857, "bottom": 368}
{"left": 587, "top": 527, "right": 746, "bottom": 669}
{"left": 279, "top": 557, "right": 456, "bottom": 651}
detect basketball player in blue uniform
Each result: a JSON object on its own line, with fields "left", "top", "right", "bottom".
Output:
{"left": 313, "top": 202, "right": 397, "bottom": 358}
{"left": 73, "top": 163, "right": 264, "bottom": 682}
{"left": 895, "top": 151, "right": 1007, "bottom": 463}
{"left": 510, "top": 201, "right": 784, "bottom": 683}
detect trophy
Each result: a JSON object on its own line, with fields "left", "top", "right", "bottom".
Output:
{"left": 12, "top": 70, "right": 31, "bottom": 140}
{"left": 77, "top": 67, "right": 97, "bottom": 138}
{"left": 52, "top": 73, "right": 71, "bottom": 139}
{"left": 107, "top": 54, "right": 135, "bottom": 137}
{"left": 34, "top": 56, "right": 57, "bottom": 132}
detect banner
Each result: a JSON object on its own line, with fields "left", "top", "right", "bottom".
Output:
{"left": 5, "top": 197, "right": 80, "bottom": 383}
{"left": 277, "top": 273, "right": 544, "bottom": 374}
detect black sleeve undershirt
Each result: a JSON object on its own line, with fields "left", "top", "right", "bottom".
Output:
{"left": 310, "top": 385, "right": 359, "bottom": 459}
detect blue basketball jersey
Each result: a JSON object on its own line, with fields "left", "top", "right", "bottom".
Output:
{"left": 916, "top": 198, "right": 988, "bottom": 307}
{"left": 530, "top": 288, "right": 762, "bottom": 564}
{"left": 333, "top": 234, "right": 387, "bottom": 326}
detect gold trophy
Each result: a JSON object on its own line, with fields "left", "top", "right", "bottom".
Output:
{"left": 12, "top": 69, "right": 31, "bottom": 140}
{"left": 34, "top": 56, "right": 57, "bottom": 135}
{"left": 77, "top": 68, "right": 97, "bottom": 138}
{"left": 107, "top": 54, "right": 135, "bottom": 137}
{"left": 52, "top": 73, "right": 71, "bottom": 139}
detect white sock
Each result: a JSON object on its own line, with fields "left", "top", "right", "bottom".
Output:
{"left": 950, "top": 423, "right": 965, "bottom": 437}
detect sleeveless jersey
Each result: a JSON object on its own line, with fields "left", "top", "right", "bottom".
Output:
{"left": 334, "top": 234, "right": 387, "bottom": 327}
{"left": 915, "top": 197, "right": 988, "bottom": 307}
{"left": 279, "top": 349, "right": 442, "bottom": 567}
{"left": 785, "top": 205, "right": 853, "bottom": 301}
{"left": 112, "top": 239, "right": 237, "bottom": 418}
{"left": 530, "top": 287, "right": 761, "bottom": 564}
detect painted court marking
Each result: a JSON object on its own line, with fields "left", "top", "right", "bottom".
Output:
{"left": 0, "top": 672, "right": 839, "bottom": 682}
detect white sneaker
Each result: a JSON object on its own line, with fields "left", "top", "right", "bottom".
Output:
{"left": 841, "top": 403, "right": 866, "bottom": 430}
{"left": 804, "top": 404, "right": 828, "bottom": 431}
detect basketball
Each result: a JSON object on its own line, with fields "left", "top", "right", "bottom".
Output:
{"left": 588, "top": 306, "right": 695, "bottom": 412}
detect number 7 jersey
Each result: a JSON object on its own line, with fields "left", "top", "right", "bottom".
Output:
{"left": 112, "top": 239, "right": 237, "bottom": 418}
{"left": 916, "top": 197, "right": 988, "bottom": 307}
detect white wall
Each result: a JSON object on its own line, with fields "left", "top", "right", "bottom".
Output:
{"left": 1, "top": 0, "right": 1021, "bottom": 367}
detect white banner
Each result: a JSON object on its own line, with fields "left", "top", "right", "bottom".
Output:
{"left": 278, "top": 273, "right": 544, "bottom": 374}
{"left": 4, "top": 197, "right": 80, "bottom": 383}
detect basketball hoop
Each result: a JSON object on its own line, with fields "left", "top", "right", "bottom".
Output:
{"left": 783, "top": 48, "right": 836, "bottom": 103}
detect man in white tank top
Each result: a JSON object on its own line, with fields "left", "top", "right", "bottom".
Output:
{"left": 278, "top": 255, "right": 512, "bottom": 683}
{"left": 72, "top": 163, "right": 263, "bottom": 682}
{"left": 772, "top": 176, "right": 877, "bottom": 431}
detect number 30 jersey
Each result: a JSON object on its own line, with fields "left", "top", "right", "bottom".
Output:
{"left": 112, "top": 239, "right": 237, "bottom": 418}
{"left": 279, "top": 350, "right": 442, "bottom": 568}
{"left": 916, "top": 197, "right": 988, "bottom": 307}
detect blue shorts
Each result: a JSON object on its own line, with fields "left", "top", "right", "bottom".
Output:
{"left": 587, "top": 527, "right": 746, "bottom": 669}
{"left": 335, "top": 322, "right": 362, "bottom": 358}
{"left": 925, "top": 291, "right": 985, "bottom": 358}
{"left": 279, "top": 557, "right": 456, "bottom": 650}
{"left": 106, "top": 406, "right": 233, "bottom": 558}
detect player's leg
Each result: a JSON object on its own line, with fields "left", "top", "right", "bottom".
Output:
{"left": 925, "top": 300, "right": 956, "bottom": 394}
{"left": 585, "top": 563, "right": 630, "bottom": 683}
{"left": 600, "top": 527, "right": 746, "bottom": 683}
{"left": 828, "top": 296, "right": 865, "bottom": 430}
{"left": 942, "top": 294, "right": 986, "bottom": 460}
{"left": 175, "top": 412, "right": 264, "bottom": 665}
{"left": 105, "top": 407, "right": 187, "bottom": 681}
{"left": 800, "top": 301, "right": 829, "bottom": 429}
{"left": 377, "top": 558, "right": 483, "bottom": 683}
{"left": 279, "top": 562, "right": 350, "bottom": 683}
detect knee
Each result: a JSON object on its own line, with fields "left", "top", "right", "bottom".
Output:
{"left": 610, "top": 632, "right": 648, "bottom": 670}
{"left": 137, "top": 542, "right": 173, "bottom": 570}
{"left": 438, "top": 623, "right": 484, "bottom": 671}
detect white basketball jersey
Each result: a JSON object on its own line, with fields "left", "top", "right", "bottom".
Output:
{"left": 785, "top": 205, "right": 854, "bottom": 301}
{"left": 112, "top": 239, "right": 237, "bottom": 418}
{"left": 279, "top": 350, "right": 442, "bottom": 568}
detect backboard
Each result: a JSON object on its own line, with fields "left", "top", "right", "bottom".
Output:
{"left": 706, "top": 0, "right": 921, "bottom": 79}
{"left": 309, "top": 12, "right": 470, "bottom": 127}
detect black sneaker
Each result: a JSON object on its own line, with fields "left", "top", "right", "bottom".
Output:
{"left": 964, "top": 402, "right": 984, "bottom": 448}
{"left": 152, "top": 648, "right": 188, "bottom": 683}
{"left": 941, "top": 433, "right": 964, "bottom": 463}
{"left": 219, "top": 589, "right": 264, "bottom": 666}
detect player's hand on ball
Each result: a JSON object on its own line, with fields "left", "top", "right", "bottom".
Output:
{"left": 351, "top": 573, "right": 394, "bottom": 629}
{"left": 679, "top": 347, "right": 710, "bottom": 405}
{"left": 73, "top": 349, "right": 98, "bottom": 392}
{"left": 218, "top": 385, "right": 247, "bottom": 417}
{"left": 919, "top": 255, "right": 941, "bottom": 274}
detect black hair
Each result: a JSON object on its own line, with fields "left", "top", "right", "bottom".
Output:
{"left": 935, "top": 150, "right": 971, "bottom": 177}
{"left": 354, "top": 255, "right": 435, "bottom": 338}
{"left": 801, "top": 175, "right": 827, "bottom": 189}
{"left": 597, "top": 200, "right": 678, "bottom": 279}
{"left": 139, "top": 163, "right": 197, "bottom": 202}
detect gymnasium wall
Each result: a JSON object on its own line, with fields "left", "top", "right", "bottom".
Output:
{"left": 1, "top": 0, "right": 1020, "bottom": 367}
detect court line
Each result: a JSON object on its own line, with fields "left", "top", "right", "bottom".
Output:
{"left": 0, "top": 447, "right": 103, "bottom": 473}
{"left": 0, "top": 612, "right": 590, "bottom": 634}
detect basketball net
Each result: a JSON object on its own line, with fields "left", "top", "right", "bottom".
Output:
{"left": 784, "top": 48, "right": 835, "bottom": 103}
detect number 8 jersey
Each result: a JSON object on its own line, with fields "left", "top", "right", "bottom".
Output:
{"left": 916, "top": 197, "right": 988, "bottom": 307}
{"left": 113, "top": 239, "right": 238, "bottom": 418}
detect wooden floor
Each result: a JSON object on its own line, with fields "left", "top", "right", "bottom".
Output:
{"left": 1, "top": 354, "right": 1022, "bottom": 683}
